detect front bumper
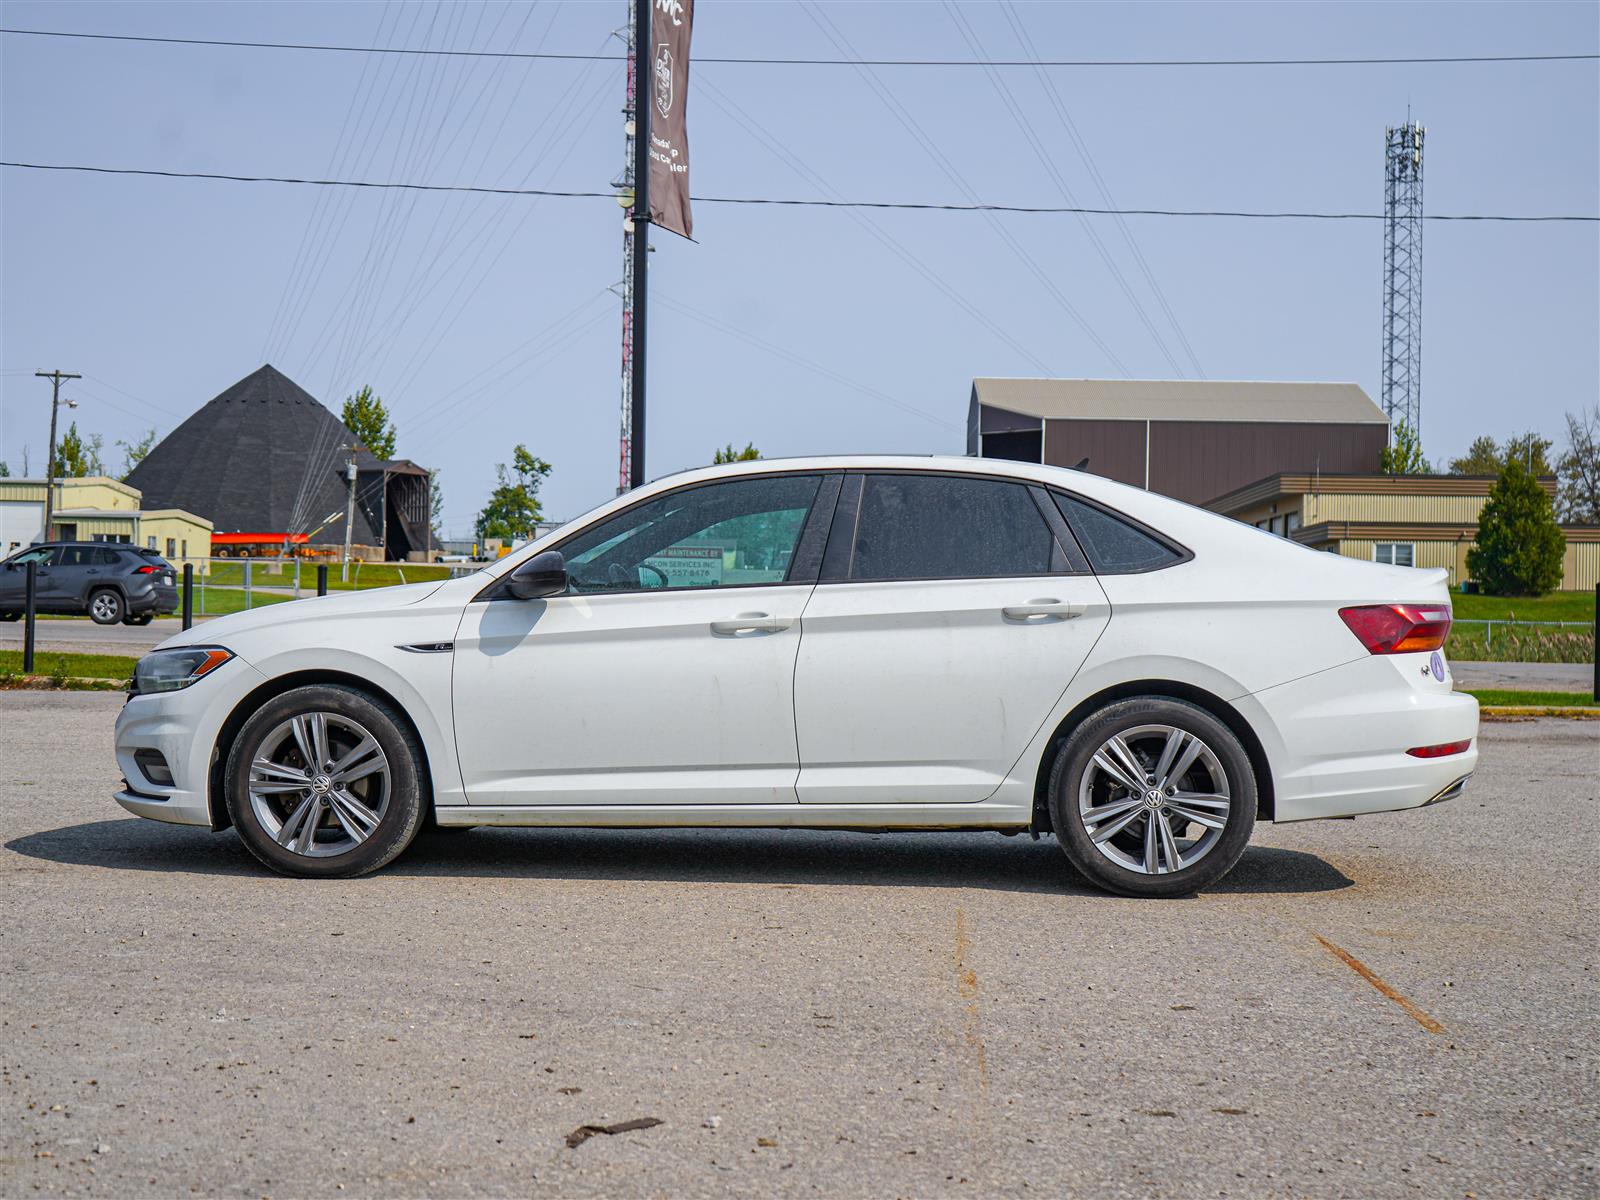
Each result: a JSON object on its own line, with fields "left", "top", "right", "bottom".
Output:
{"left": 1237, "top": 652, "right": 1480, "bottom": 823}
{"left": 113, "top": 656, "right": 268, "bottom": 827}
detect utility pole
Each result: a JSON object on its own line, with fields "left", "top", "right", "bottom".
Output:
{"left": 35, "top": 370, "right": 81, "bottom": 542}
{"left": 341, "top": 446, "right": 358, "bottom": 582}
{"left": 615, "top": 0, "right": 652, "bottom": 492}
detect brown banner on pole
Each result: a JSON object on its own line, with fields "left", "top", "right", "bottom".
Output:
{"left": 647, "top": 0, "right": 693, "bottom": 239}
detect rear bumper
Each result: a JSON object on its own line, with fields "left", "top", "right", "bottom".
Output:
{"left": 127, "top": 585, "right": 178, "bottom": 615}
{"left": 1238, "top": 654, "right": 1480, "bottom": 823}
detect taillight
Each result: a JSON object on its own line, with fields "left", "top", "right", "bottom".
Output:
{"left": 1407, "top": 740, "right": 1471, "bottom": 758}
{"left": 134, "top": 564, "right": 159, "bottom": 574}
{"left": 1339, "top": 604, "right": 1452, "bottom": 654}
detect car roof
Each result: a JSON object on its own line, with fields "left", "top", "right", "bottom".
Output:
{"left": 31, "top": 541, "right": 142, "bottom": 549}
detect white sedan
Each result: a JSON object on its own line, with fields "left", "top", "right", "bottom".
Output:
{"left": 113, "top": 456, "right": 1477, "bottom": 897}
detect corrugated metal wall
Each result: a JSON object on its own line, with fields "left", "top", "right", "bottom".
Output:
{"left": 1305, "top": 492, "right": 1489, "bottom": 524}
{"left": 1331, "top": 537, "right": 1597, "bottom": 591}
{"left": 1043, "top": 420, "right": 1146, "bottom": 489}
{"left": 1562, "top": 541, "right": 1600, "bottom": 592}
{"left": 1036, "top": 418, "right": 1387, "bottom": 505}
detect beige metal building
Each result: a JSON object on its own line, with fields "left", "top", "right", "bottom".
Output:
{"left": 0, "top": 476, "right": 213, "bottom": 566}
{"left": 1205, "top": 472, "right": 1600, "bottom": 592}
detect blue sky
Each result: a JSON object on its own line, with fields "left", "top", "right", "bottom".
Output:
{"left": 3, "top": 0, "right": 1596, "bottom": 533}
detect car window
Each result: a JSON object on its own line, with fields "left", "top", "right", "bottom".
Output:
{"left": 8, "top": 547, "right": 56, "bottom": 567}
{"left": 93, "top": 548, "right": 120, "bottom": 566}
{"left": 560, "top": 474, "right": 823, "bottom": 594}
{"left": 849, "top": 474, "right": 1058, "bottom": 581}
{"left": 58, "top": 546, "right": 94, "bottom": 567}
{"left": 1052, "top": 493, "right": 1187, "bottom": 574}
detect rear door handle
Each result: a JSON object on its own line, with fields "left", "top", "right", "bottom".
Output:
{"left": 710, "top": 612, "right": 793, "bottom": 635}
{"left": 1002, "top": 599, "right": 1086, "bottom": 621}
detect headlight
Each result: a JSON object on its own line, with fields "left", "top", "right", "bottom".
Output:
{"left": 131, "top": 646, "right": 234, "bottom": 695}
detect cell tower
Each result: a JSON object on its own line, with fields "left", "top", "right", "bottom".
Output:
{"left": 1381, "top": 118, "right": 1425, "bottom": 439}
{"left": 614, "top": 15, "right": 640, "bottom": 494}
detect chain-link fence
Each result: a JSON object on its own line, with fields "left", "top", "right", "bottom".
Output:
{"left": 1449, "top": 619, "right": 1594, "bottom": 664}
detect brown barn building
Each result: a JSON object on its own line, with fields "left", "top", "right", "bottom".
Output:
{"left": 968, "top": 378, "right": 1389, "bottom": 506}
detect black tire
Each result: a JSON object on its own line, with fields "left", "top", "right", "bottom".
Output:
{"left": 225, "top": 684, "right": 428, "bottom": 879}
{"left": 1048, "top": 697, "right": 1256, "bottom": 898}
{"left": 123, "top": 613, "right": 154, "bottom": 626}
{"left": 87, "top": 588, "right": 125, "bottom": 625}
{"left": 0, "top": 612, "right": 18, "bottom": 622}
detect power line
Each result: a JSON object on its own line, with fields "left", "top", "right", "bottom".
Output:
{"left": 3, "top": 28, "right": 1595, "bottom": 68}
{"left": 998, "top": 0, "right": 1206, "bottom": 378}
{"left": 800, "top": 1, "right": 1128, "bottom": 376}
{"left": 5, "top": 161, "right": 1595, "bottom": 221}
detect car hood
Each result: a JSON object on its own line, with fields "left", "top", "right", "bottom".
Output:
{"left": 156, "top": 579, "right": 451, "bottom": 651}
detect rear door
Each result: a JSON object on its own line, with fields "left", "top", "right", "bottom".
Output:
{"left": 793, "top": 472, "right": 1111, "bottom": 804}
{"left": 44, "top": 545, "right": 94, "bottom": 607}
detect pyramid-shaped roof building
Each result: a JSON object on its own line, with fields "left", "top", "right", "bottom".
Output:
{"left": 128, "top": 365, "right": 430, "bottom": 556}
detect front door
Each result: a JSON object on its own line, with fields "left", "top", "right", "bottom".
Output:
{"left": 1, "top": 545, "right": 58, "bottom": 609}
{"left": 794, "top": 472, "right": 1111, "bottom": 804}
{"left": 452, "top": 472, "right": 836, "bottom": 806}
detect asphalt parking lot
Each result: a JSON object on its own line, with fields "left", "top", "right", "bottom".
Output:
{"left": 2, "top": 693, "right": 1594, "bottom": 1198}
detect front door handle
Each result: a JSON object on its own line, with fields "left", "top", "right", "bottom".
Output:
{"left": 1002, "top": 599, "right": 1086, "bottom": 621}
{"left": 710, "top": 612, "right": 792, "bottom": 636}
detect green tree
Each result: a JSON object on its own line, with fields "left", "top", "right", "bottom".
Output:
{"left": 1448, "top": 431, "right": 1553, "bottom": 477}
{"left": 713, "top": 442, "right": 761, "bottom": 464}
{"left": 429, "top": 470, "right": 445, "bottom": 542}
{"left": 1447, "top": 436, "right": 1503, "bottom": 476}
{"left": 116, "top": 428, "right": 157, "bottom": 480}
{"left": 52, "top": 422, "right": 103, "bottom": 477}
{"left": 1555, "top": 405, "right": 1599, "bottom": 524}
{"left": 1379, "top": 419, "right": 1431, "bottom": 474}
{"left": 1466, "top": 458, "right": 1565, "bottom": 596}
{"left": 0, "top": 461, "right": 10, "bottom": 478}
{"left": 475, "top": 446, "right": 551, "bottom": 542}
{"left": 341, "top": 386, "right": 396, "bottom": 460}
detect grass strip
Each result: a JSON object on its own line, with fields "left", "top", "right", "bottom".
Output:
{"left": 1463, "top": 688, "right": 1596, "bottom": 708}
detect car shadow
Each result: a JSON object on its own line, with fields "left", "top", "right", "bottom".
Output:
{"left": 5, "top": 819, "right": 1353, "bottom": 895}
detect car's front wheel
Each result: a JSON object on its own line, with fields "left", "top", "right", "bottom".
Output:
{"left": 225, "top": 684, "right": 428, "bottom": 878}
{"left": 88, "top": 589, "right": 125, "bottom": 625}
{"left": 1049, "top": 697, "right": 1256, "bottom": 898}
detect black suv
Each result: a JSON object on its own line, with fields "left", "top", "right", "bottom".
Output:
{"left": 0, "top": 542, "right": 179, "bottom": 625}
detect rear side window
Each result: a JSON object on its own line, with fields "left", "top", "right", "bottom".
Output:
{"left": 1053, "top": 493, "right": 1187, "bottom": 574}
{"left": 849, "top": 474, "right": 1058, "bottom": 581}
{"left": 92, "top": 548, "right": 120, "bottom": 566}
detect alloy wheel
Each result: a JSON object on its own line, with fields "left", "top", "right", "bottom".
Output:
{"left": 1077, "top": 723, "right": 1232, "bottom": 876}
{"left": 90, "top": 592, "right": 121, "bottom": 623}
{"left": 247, "top": 712, "right": 391, "bottom": 858}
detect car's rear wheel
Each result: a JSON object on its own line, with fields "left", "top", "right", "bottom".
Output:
{"left": 123, "top": 613, "right": 154, "bottom": 626}
{"left": 88, "top": 589, "right": 124, "bottom": 625}
{"left": 225, "top": 685, "right": 427, "bottom": 878}
{"left": 1049, "top": 697, "right": 1256, "bottom": 898}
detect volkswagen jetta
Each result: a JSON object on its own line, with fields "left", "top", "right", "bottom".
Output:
{"left": 113, "top": 456, "right": 1477, "bottom": 897}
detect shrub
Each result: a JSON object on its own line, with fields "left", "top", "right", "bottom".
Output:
{"left": 1466, "top": 458, "right": 1565, "bottom": 596}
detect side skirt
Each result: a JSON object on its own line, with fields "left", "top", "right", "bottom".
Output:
{"left": 433, "top": 802, "right": 1032, "bottom": 831}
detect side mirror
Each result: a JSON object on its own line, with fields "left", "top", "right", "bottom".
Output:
{"left": 506, "top": 550, "right": 567, "bottom": 600}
